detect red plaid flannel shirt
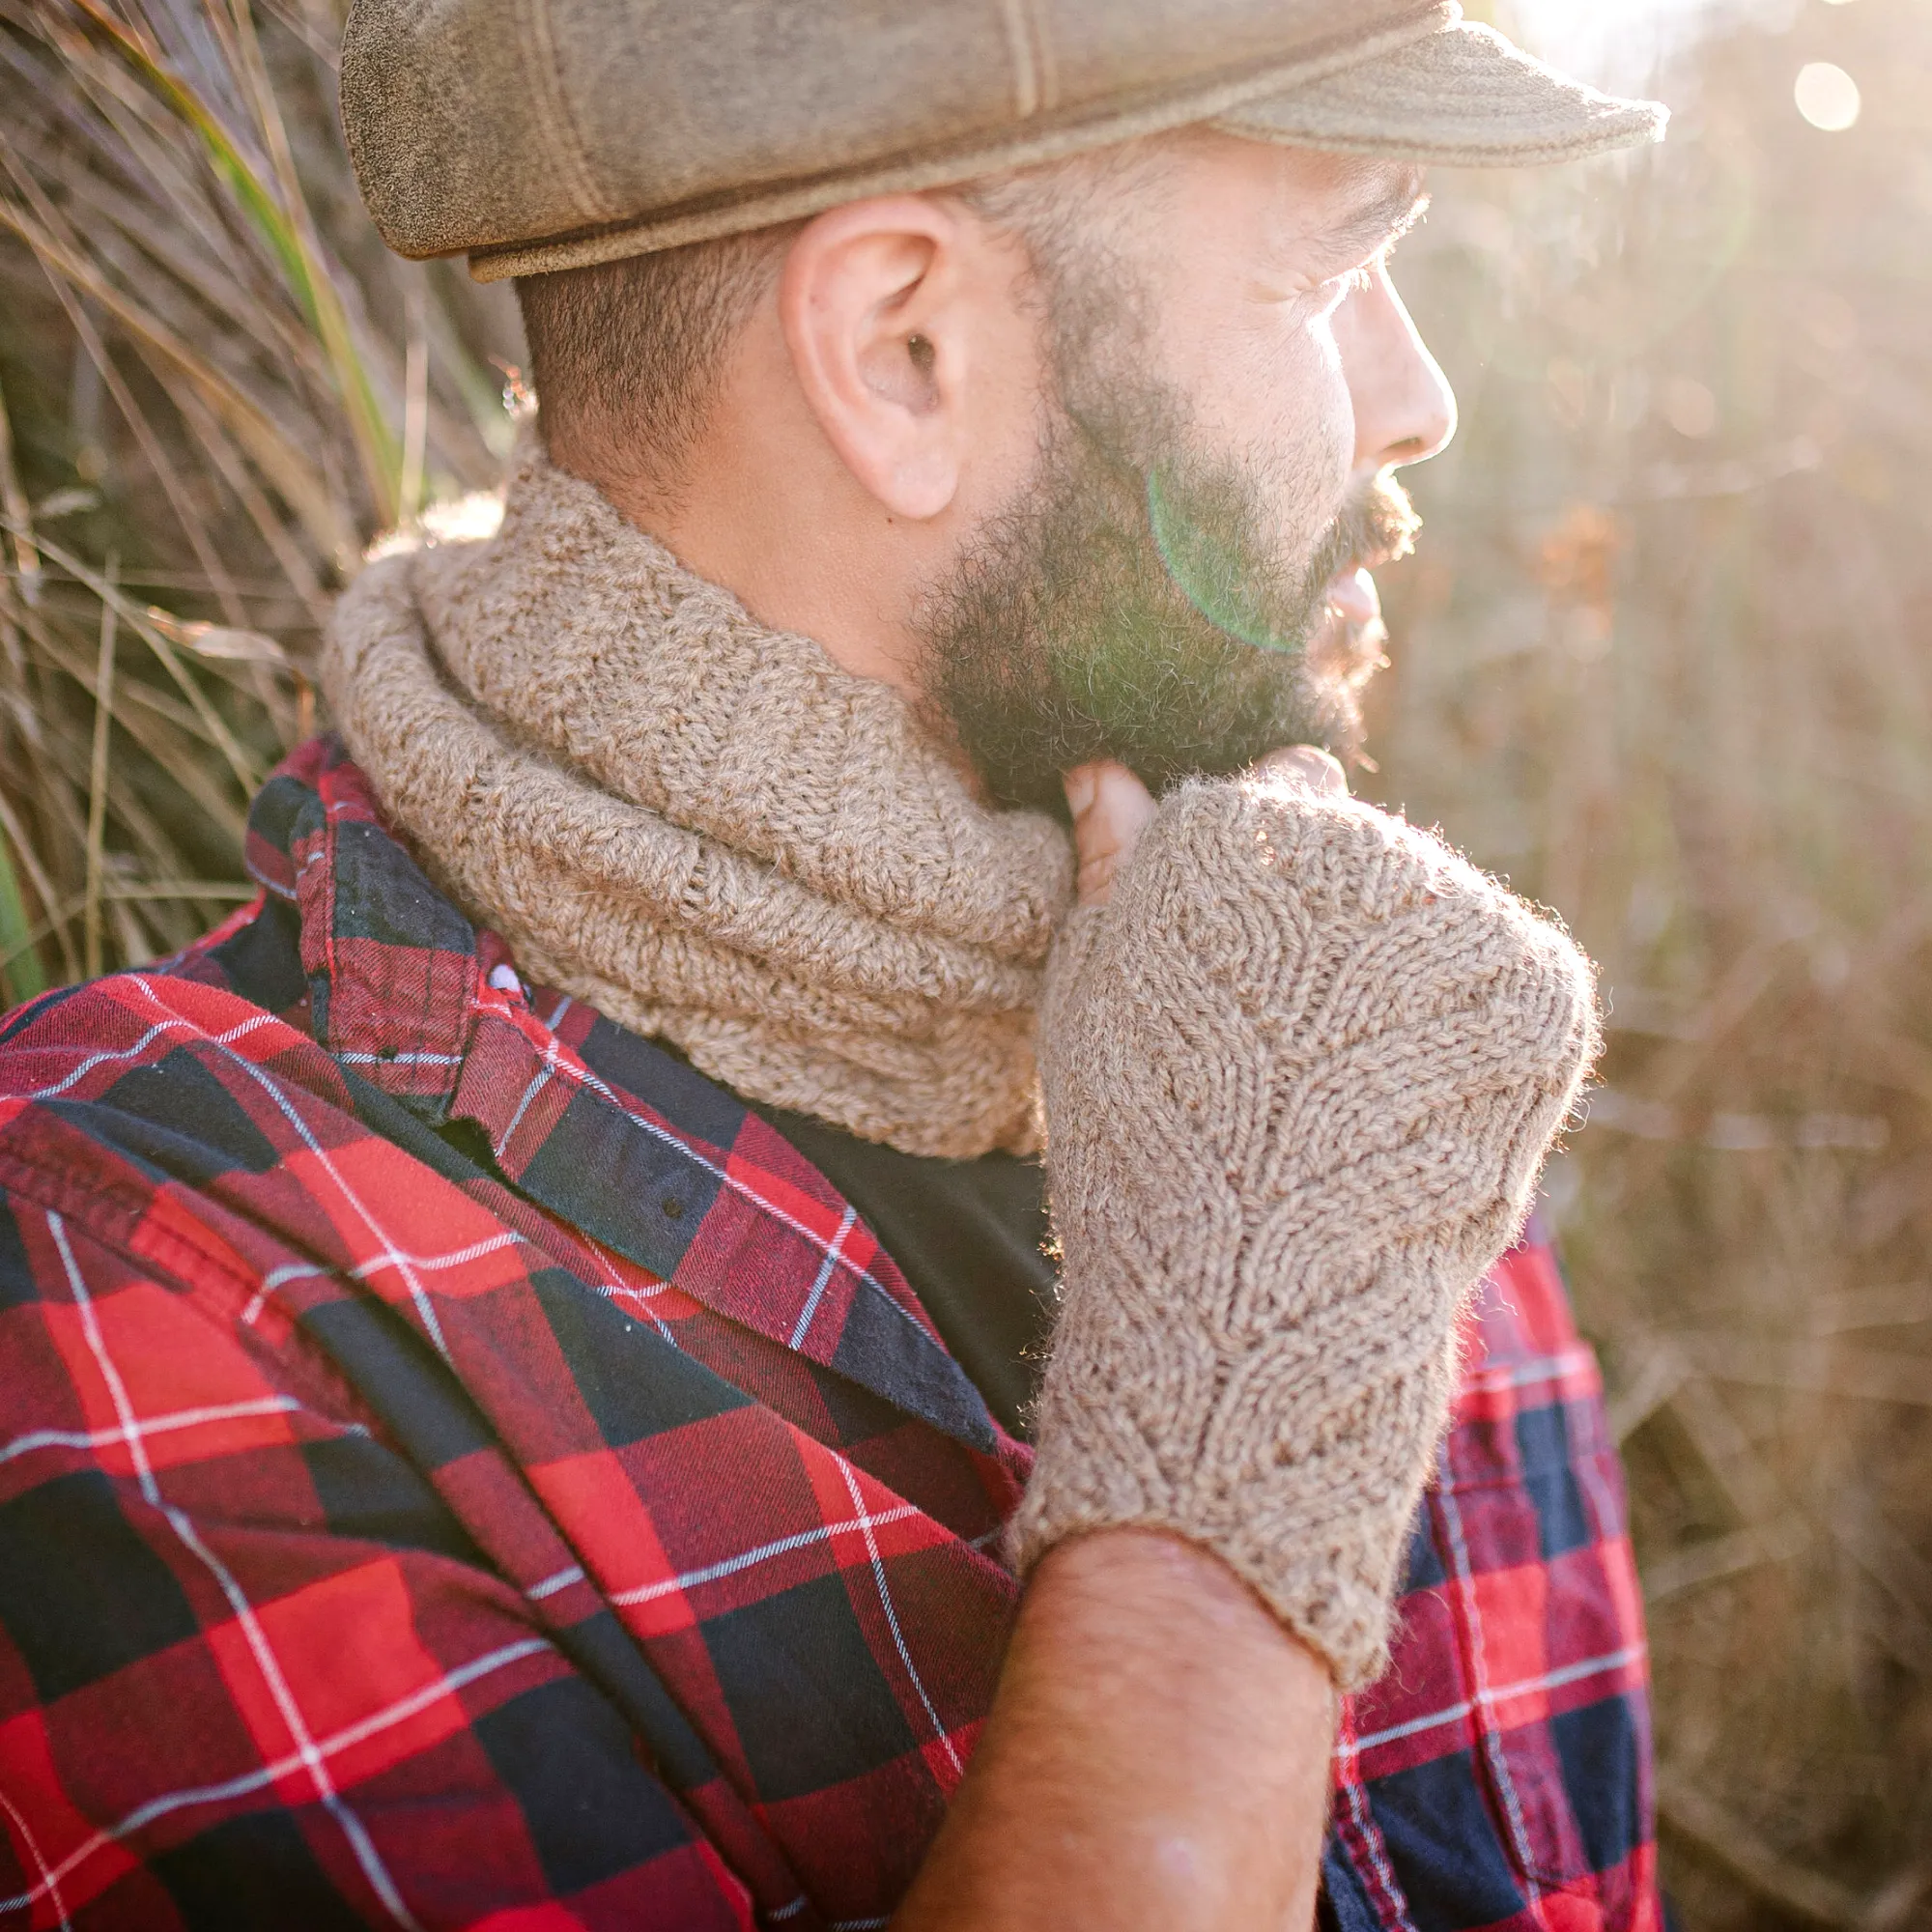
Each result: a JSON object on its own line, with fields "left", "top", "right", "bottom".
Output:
{"left": 0, "top": 740, "right": 1659, "bottom": 1930}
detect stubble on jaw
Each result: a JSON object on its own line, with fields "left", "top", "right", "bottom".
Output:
{"left": 914, "top": 372, "right": 1421, "bottom": 813}
{"left": 913, "top": 153, "right": 1425, "bottom": 812}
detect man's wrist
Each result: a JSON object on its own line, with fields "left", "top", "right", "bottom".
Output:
{"left": 895, "top": 1527, "right": 1334, "bottom": 1932}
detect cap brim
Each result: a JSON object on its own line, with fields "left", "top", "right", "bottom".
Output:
{"left": 1213, "top": 20, "right": 1667, "bottom": 168}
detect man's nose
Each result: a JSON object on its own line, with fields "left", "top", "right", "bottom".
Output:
{"left": 1338, "top": 267, "right": 1458, "bottom": 471}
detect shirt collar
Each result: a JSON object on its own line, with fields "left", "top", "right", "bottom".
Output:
{"left": 243, "top": 738, "right": 999, "bottom": 1453}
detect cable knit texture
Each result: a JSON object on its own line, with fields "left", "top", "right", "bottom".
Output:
{"left": 325, "top": 441, "right": 1599, "bottom": 1681}
{"left": 1009, "top": 773, "right": 1601, "bottom": 1687}
{"left": 320, "top": 441, "right": 1074, "bottom": 1157}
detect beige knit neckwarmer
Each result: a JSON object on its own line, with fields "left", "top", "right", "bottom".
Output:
{"left": 320, "top": 445, "right": 1074, "bottom": 1158}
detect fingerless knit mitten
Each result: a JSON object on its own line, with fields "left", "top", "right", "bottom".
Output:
{"left": 1009, "top": 774, "right": 1600, "bottom": 1688}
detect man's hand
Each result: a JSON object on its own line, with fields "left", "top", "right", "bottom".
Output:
{"left": 896, "top": 749, "right": 1358, "bottom": 1932}
{"left": 1064, "top": 748, "right": 1349, "bottom": 906}
{"left": 1017, "top": 753, "right": 1599, "bottom": 1683}
{"left": 900, "top": 747, "right": 1596, "bottom": 1929}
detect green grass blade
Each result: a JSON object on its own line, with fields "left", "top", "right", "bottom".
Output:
{"left": 0, "top": 822, "right": 48, "bottom": 1007}
{"left": 68, "top": 0, "right": 401, "bottom": 526}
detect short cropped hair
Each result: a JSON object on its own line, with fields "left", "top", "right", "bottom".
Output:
{"left": 515, "top": 227, "right": 794, "bottom": 497}
{"left": 514, "top": 139, "right": 1179, "bottom": 497}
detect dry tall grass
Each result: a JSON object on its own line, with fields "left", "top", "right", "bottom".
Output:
{"left": 1375, "top": 2, "right": 1932, "bottom": 1918}
{"left": 0, "top": 0, "right": 1925, "bottom": 1922}
{"left": 0, "top": 0, "right": 515, "bottom": 995}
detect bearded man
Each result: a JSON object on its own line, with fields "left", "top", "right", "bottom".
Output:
{"left": 0, "top": 5, "right": 1666, "bottom": 1928}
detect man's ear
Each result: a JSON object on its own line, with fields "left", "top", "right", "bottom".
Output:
{"left": 778, "top": 196, "right": 976, "bottom": 522}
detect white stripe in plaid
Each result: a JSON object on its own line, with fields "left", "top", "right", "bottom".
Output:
{"left": 0, "top": 1395, "right": 302, "bottom": 1468}
{"left": 44, "top": 1208, "right": 426, "bottom": 1931}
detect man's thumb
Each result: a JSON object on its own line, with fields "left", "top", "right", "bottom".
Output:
{"left": 1065, "top": 760, "right": 1157, "bottom": 908}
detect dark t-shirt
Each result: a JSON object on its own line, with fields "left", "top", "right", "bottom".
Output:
{"left": 751, "top": 1101, "right": 1059, "bottom": 1440}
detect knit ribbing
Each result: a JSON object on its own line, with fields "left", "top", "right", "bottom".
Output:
{"left": 1009, "top": 772, "right": 1600, "bottom": 1687}
{"left": 320, "top": 442, "right": 1074, "bottom": 1158}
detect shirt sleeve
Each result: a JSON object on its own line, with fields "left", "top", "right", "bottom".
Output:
{"left": 0, "top": 1195, "right": 755, "bottom": 1931}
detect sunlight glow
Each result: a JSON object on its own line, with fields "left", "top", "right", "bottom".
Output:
{"left": 1795, "top": 62, "right": 1863, "bottom": 132}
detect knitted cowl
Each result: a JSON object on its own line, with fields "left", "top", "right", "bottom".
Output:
{"left": 320, "top": 442, "right": 1075, "bottom": 1158}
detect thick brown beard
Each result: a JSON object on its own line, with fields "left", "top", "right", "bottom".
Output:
{"left": 914, "top": 401, "right": 1419, "bottom": 812}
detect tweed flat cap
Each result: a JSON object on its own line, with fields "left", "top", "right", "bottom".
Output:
{"left": 339, "top": 0, "right": 1666, "bottom": 283}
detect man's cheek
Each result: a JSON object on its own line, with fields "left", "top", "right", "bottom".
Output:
{"left": 1298, "top": 318, "right": 1363, "bottom": 484}
{"left": 1255, "top": 436, "right": 1352, "bottom": 580}
{"left": 1246, "top": 359, "right": 1356, "bottom": 552}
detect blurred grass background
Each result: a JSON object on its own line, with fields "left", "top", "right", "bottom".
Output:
{"left": 1376, "top": 0, "right": 1931, "bottom": 1919}
{"left": 0, "top": 0, "right": 1925, "bottom": 1920}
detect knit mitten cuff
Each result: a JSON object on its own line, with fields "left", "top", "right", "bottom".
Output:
{"left": 1010, "top": 774, "right": 1600, "bottom": 1689}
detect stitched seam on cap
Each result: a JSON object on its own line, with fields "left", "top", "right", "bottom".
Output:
{"left": 997, "top": 0, "right": 1043, "bottom": 119}
{"left": 468, "top": 1, "right": 1468, "bottom": 279}
{"left": 1287, "top": 1, "right": 1461, "bottom": 87}
{"left": 1030, "top": 0, "right": 1061, "bottom": 114}
{"left": 515, "top": 0, "right": 617, "bottom": 226}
